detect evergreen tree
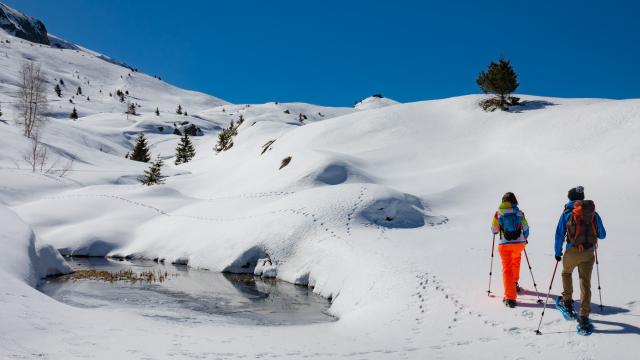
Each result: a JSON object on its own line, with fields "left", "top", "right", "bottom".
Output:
{"left": 175, "top": 133, "right": 196, "bottom": 164}
{"left": 70, "top": 107, "right": 78, "bottom": 120}
{"left": 130, "top": 133, "right": 151, "bottom": 162}
{"left": 59, "top": 78, "right": 65, "bottom": 86}
{"left": 54, "top": 84, "right": 62, "bottom": 97}
{"left": 176, "top": 105, "right": 183, "bottom": 115}
{"left": 0, "top": 104, "right": 3, "bottom": 118}
{"left": 476, "top": 57, "right": 520, "bottom": 111}
{"left": 215, "top": 120, "right": 238, "bottom": 152}
{"left": 155, "top": 107, "right": 160, "bottom": 116}
{"left": 126, "top": 101, "right": 137, "bottom": 115}
{"left": 76, "top": 86, "right": 82, "bottom": 95}
{"left": 140, "top": 155, "right": 165, "bottom": 185}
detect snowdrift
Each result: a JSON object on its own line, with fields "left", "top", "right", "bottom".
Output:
{"left": 0, "top": 204, "right": 70, "bottom": 285}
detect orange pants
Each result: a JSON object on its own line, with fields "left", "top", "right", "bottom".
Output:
{"left": 498, "top": 243, "right": 526, "bottom": 300}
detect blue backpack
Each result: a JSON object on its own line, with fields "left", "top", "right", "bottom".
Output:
{"left": 500, "top": 212, "right": 522, "bottom": 241}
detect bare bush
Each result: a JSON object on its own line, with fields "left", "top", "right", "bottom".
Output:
{"left": 23, "top": 131, "right": 74, "bottom": 176}
{"left": 23, "top": 131, "right": 47, "bottom": 173}
{"left": 17, "top": 61, "right": 48, "bottom": 138}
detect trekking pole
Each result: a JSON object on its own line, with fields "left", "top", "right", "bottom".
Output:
{"left": 535, "top": 260, "right": 559, "bottom": 335}
{"left": 487, "top": 234, "right": 496, "bottom": 296}
{"left": 595, "top": 244, "right": 604, "bottom": 312}
{"left": 523, "top": 248, "right": 544, "bottom": 304}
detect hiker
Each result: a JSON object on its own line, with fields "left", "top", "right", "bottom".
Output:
{"left": 491, "top": 192, "right": 530, "bottom": 308}
{"left": 554, "top": 186, "right": 606, "bottom": 330}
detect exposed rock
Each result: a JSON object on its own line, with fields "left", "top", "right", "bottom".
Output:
{"left": 0, "top": 3, "right": 49, "bottom": 45}
{"left": 182, "top": 123, "right": 203, "bottom": 136}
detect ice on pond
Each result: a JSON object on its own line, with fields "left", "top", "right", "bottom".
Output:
{"left": 38, "top": 257, "right": 335, "bottom": 325}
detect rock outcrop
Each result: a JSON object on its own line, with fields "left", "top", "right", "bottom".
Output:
{"left": 0, "top": 2, "right": 49, "bottom": 45}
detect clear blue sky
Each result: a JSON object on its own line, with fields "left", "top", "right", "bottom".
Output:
{"left": 6, "top": 0, "right": 640, "bottom": 106}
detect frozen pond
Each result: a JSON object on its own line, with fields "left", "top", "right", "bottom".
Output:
{"left": 38, "top": 257, "right": 335, "bottom": 325}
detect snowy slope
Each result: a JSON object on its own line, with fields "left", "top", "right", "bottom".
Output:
{"left": 1, "top": 3, "right": 640, "bottom": 359}
{"left": 354, "top": 94, "right": 400, "bottom": 110}
{"left": 6, "top": 92, "right": 640, "bottom": 358}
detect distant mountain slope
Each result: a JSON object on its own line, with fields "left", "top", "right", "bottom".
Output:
{"left": 0, "top": 2, "right": 48, "bottom": 44}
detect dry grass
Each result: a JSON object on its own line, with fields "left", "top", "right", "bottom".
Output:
{"left": 61, "top": 268, "right": 175, "bottom": 284}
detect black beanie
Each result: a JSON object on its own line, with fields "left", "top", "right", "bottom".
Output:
{"left": 568, "top": 186, "right": 585, "bottom": 201}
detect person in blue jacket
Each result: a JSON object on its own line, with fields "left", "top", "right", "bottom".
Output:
{"left": 554, "top": 186, "right": 606, "bottom": 329}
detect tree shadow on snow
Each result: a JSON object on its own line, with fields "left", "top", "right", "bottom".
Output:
{"left": 508, "top": 100, "right": 556, "bottom": 113}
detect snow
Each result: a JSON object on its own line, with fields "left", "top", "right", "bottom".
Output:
{"left": 0, "top": 204, "right": 70, "bottom": 285}
{"left": 1, "top": 6, "right": 640, "bottom": 359}
{"left": 354, "top": 95, "right": 400, "bottom": 110}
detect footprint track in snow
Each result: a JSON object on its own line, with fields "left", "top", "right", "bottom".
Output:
{"left": 345, "top": 186, "right": 367, "bottom": 236}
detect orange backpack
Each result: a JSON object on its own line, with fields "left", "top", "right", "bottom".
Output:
{"left": 565, "top": 200, "right": 598, "bottom": 251}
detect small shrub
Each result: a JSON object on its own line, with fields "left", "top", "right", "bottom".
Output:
{"left": 279, "top": 156, "right": 292, "bottom": 170}
{"left": 261, "top": 139, "right": 276, "bottom": 155}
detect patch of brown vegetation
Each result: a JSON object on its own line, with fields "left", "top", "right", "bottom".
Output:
{"left": 61, "top": 268, "right": 174, "bottom": 284}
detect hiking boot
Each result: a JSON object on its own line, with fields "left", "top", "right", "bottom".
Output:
{"left": 515, "top": 282, "right": 522, "bottom": 293}
{"left": 503, "top": 299, "right": 516, "bottom": 308}
{"left": 563, "top": 299, "right": 576, "bottom": 317}
{"left": 578, "top": 316, "right": 590, "bottom": 329}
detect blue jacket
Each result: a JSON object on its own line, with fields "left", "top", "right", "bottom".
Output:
{"left": 554, "top": 200, "right": 606, "bottom": 257}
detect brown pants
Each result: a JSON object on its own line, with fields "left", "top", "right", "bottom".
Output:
{"left": 561, "top": 247, "right": 595, "bottom": 317}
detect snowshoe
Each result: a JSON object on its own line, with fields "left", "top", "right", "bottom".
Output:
{"left": 503, "top": 299, "right": 516, "bottom": 308}
{"left": 555, "top": 296, "right": 576, "bottom": 320}
{"left": 577, "top": 317, "right": 594, "bottom": 336}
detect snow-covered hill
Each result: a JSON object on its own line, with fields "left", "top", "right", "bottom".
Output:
{"left": 1, "top": 3, "right": 639, "bottom": 359}
{"left": 354, "top": 94, "right": 400, "bottom": 110}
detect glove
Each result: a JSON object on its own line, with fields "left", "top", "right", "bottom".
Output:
{"left": 555, "top": 255, "right": 562, "bottom": 262}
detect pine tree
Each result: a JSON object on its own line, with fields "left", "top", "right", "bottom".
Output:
{"left": 476, "top": 57, "right": 520, "bottom": 111}
{"left": 155, "top": 107, "right": 160, "bottom": 116}
{"left": 130, "top": 133, "right": 151, "bottom": 162}
{"left": 175, "top": 133, "right": 196, "bottom": 164}
{"left": 76, "top": 86, "right": 82, "bottom": 95}
{"left": 0, "top": 104, "right": 3, "bottom": 118}
{"left": 54, "top": 84, "right": 62, "bottom": 97}
{"left": 176, "top": 105, "right": 183, "bottom": 115}
{"left": 140, "top": 155, "right": 165, "bottom": 185}
{"left": 59, "top": 78, "right": 65, "bottom": 86}
{"left": 215, "top": 120, "right": 238, "bottom": 152}
{"left": 126, "top": 101, "right": 137, "bottom": 115}
{"left": 70, "top": 107, "right": 78, "bottom": 120}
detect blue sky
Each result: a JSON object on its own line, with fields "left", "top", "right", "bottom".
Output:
{"left": 6, "top": 0, "right": 640, "bottom": 106}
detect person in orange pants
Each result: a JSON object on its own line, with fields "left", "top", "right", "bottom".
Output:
{"left": 491, "top": 192, "right": 530, "bottom": 308}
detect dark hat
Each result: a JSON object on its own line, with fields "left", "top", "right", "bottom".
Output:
{"left": 502, "top": 192, "right": 518, "bottom": 205}
{"left": 568, "top": 186, "right": 585, "bottom": 201}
